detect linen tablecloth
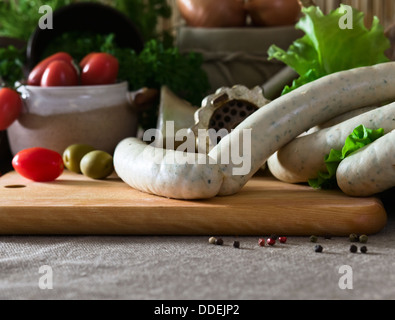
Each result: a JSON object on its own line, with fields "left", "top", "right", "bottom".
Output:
{"left": 1, "top": 206, "right": 394, "bottom": 300}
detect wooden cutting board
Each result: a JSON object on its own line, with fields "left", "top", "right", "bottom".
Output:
{"left": 0, "top": 170, "right": 387, "bottom": 236}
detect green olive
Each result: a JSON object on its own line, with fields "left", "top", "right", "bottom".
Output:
{"left": 63, "top": 144, "right": 96, "bottom": 173}
{"left": 80, "top": 150, "right": 114, "bottom": 179}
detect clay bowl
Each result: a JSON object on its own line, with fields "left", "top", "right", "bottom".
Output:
{"left": 7, "top": 82, "right": 139, "bottom": 156}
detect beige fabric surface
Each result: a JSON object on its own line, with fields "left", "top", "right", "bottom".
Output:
{"left": 0, "top": 197, "right": 395, "bottom": 300}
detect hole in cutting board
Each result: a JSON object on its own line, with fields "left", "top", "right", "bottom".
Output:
{"left": 4, "top": 185, "right": 26, "bottom": 189}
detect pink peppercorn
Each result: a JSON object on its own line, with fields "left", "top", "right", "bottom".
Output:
{"left": 279, "top": 236, "right": 287, "bottom": 244}
{"left": 267, "top": 238, "right": 276, "bottom": 246}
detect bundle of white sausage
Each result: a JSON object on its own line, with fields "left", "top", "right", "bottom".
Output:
{"left": 268, "top": 102, "right": 395, "bottom": 183}
{"left": 114, "top": 62, "right": 395, "bottom": 199}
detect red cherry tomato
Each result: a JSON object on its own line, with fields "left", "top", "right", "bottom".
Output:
{"left": 12, "top": 147, "right": 64, "bottom": 182}
{"left": 0, "top": 87, "right": 22, "bottom": 131}
{"left": 27, "top": 52, "right": 74, "bottom": 86}
{"left": 40, "top": 60, "right": 79, "bottom": 87}
{"left": 79, "top": 52, "right": 97, "bottom": 70}
{"left": 80, "top": 53, "right": 119, "bottom": 85}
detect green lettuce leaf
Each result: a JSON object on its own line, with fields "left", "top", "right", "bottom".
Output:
{"left": 308, "top": 125, "right": 385, "bottom": 189}
{"left": 268, "top": 5, "right": 390, "bottom": 95}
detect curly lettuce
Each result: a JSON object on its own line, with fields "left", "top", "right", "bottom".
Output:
{"left": 268, "top": 5, "right": 390, "bottom": 95}
{"left": 308, "top": 125, "right": 385, "bottom": 189}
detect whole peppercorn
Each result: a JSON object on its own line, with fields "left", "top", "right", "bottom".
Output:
{"left": 278, "top": 236, "right": 287, "bottom": 244}
{"left": 215, "top": 238, "right": 223, "bottom": 246}
{"left": 258, "top": 238, "right": 265, "bottom": 247}
{"left": 314, "top": 245, "right": 323, "bottom": 253}
{"left": 267, "top": 238, "right": 276, "bottom": 246}
{"left": 360, "top": 246, "right": 368, "bottom": 254}
{"left": 208, "top": 236, "right": 217, "bottom": 244}
{"left": 233, "top": 241, "right": 240, "bottom": 249}
{"left": 359, "top": 234, "right": 368, "bottom": 244}
{"left": 310, "top": 235, "right": 318, "bottom": 243}
{"left": 349, "top": 244, "right": 358, "bottom": 253}
{"left": 269, "top": 234, "right": 278, "bottom": 240}
{"left": 349, "top": 233, "right": 359, "bottom": 242}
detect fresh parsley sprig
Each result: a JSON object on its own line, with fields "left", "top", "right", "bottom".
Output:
{"left": 0, "top": 45, "right": 26, "bottom": 89}
{"left": 102, "top": 38, "right": 210, "bottom": 130}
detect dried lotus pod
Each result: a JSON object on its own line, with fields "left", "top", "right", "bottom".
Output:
{"left": 191, "top": 85, "right": 270, "bottom": 153}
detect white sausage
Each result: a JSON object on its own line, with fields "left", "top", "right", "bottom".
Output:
{"left": 301, "top": 105, "right": 379, "bottom": 136}
{"left": 267, "top": 102, "right": 395, "bottom": 183}
{"left": 209, "top": 62, "right": 395, "bottom": 196}
{"left": 115, "top": 62, "right": 395, "bottom": 199}
{"left": 337, "top": 130, "right": 395, "bottom": 197}
{"left": 113, "top": 138, "right": 223, "bottom": 199}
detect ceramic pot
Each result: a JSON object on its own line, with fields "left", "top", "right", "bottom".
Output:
{"left": 26, "top": 2, "right": 144, "bottom": 71}
{"left": 7, "top": 82, "right": 139, "bottom": 155}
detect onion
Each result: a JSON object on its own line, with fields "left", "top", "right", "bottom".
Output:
{"left": 245, "top": 0, "right": 302, "bottom": 27}
{"left": 176, "top": 0, "right": 247, "bottom": 28}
